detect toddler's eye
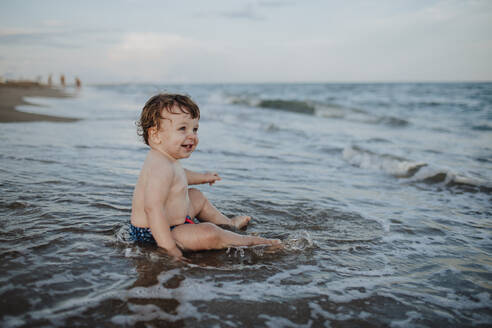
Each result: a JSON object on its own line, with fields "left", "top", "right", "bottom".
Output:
{"left": 179, "top": 127, "right": 186, "bottom": 131}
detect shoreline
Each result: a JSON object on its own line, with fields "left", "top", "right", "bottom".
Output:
{"left": 0, "top": 82, "right": 79, "bottom": 123}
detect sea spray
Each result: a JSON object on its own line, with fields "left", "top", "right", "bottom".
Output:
{"left": 226, "top": 246, "right": 246, "bottom": 258}
{"left": 342, "top": 145, "right": 427, "bottom": 178}
{"left": 283, "top": 230, "right": 315, "bottom": 251}
{"left": 223, "top": 232, "right": 315, "bottom": 258}
{"left": 342, "top": 145, "right": 491, "bottom": 193}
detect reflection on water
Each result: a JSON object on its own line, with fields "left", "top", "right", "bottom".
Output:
{"left": 1, "top": 83, "right": 491, "bottom": 327}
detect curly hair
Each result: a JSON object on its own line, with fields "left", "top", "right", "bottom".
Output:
{"left": 137, "top": 93, "right": 200, "bottom": 145}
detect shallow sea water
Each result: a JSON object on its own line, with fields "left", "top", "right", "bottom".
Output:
{"left": 1, "top": 83, "right": 491, "bottom": 327}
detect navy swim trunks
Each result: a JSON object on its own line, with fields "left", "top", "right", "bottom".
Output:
{"left": 129, "top": 216, "right": 199, "bottom": 243}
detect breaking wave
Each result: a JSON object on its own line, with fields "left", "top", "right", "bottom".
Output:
{"left": 223, "top": 94, "right": 410, "bottom": 127}
{"left": 343, "top": 145, "right": 492, "bottom": 193}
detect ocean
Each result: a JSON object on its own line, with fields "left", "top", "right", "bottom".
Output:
{"left": 1, "top": 82, "right": 491, "bottom": 327}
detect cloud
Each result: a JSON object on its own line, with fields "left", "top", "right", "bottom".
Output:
{"left": 218, "top": 1, "right": 294, "bottom": 20}
{"left": 0, "top": 29, "right": 77, "bottom": 48}
{"left": 0, "top": 27, "right": 118, "bottom": 49}
{"left": 105, "top": 32, "right": 230, "bottom": 82}
{"left": 40, "top": 20, "right": 65, "bottom": 28}
{"left": 220, "top": 4, "right": 265, "bottom": 20}
{"left": 108, "top": 33, "right": 200, "bottom": 65}
{"left": 2, "top": 0, "right": 489, "bottom": 83}
{"left": 258, "top": 0, "right": 295, "bottom": 7}
{"left": 195, "top": 1, "right": 292, "bottom": 21}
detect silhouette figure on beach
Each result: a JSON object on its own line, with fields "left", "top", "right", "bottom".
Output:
{"left": 60, "top": 74, "right": 65, "bottom": 87}
{"left": 75, "top": 77, "right": 82, "bottom": 88}
{"left": 48, "top": 74, "right": 52, "bottom": 87}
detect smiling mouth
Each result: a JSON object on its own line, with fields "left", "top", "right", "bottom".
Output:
{"left": 182, "top": 144, "right": 194, "bottom": 151}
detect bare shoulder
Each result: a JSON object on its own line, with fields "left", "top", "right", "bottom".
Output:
{"left": 145, "top": 150, "right": 175, "bottom": 181}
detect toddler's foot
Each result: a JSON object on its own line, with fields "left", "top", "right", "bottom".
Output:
{"left": 263, "top": 238, "right": 284, "bottom": 252}
{"left": 267, "top": 238, "right": 282, "bottom": 246}
{"left": 256, "top": 237, "right": 282, "bottom": 246}
{"left": 231, "top": 216, "right": 251, "bottom": 230}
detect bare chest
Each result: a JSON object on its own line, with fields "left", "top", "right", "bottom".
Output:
{"left": 167, "top": 167, "right": 189, "bottom": 201}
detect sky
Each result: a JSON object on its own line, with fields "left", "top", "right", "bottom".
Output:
{"left": 0, "top": 0, "right": 491, "bottom": 84}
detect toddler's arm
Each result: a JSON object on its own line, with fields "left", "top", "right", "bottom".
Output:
{"left": 185, "top": 169, "right": 221, "bottom": 186}
{"left": 145, "top": 164, "right": 183, "bottom": 258}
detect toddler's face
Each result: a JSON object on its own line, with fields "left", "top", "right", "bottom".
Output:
{"left": 156, "top": 107, "right": 199, "bottom": 160}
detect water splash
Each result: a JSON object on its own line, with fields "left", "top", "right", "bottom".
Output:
{"left": 226, "top": 246, "right": 246, "bottom": 258}
{"left": 114, "top": 224, "right": 133, "bottom": 244}
{"left": 283, "top": 230, "right": 315, "bottom": 251}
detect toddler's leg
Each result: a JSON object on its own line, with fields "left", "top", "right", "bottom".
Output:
{"left": 188, "top": 188, "right": 250, "bottom": 229}
{"left": 171, "top": 222, "right": 281, "bottom": 252}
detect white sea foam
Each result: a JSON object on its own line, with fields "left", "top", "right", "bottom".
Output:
{"left": 314, "top": 104, "right": 346, "bottom": 118}
{"left": 389, "top": 311, "right": 423, "bottom": 328}
{"left": 120, "top": 262, "right": 400, "bottom": 308}
{"left": 343, "top": 145, "right": 426, "bottom": 178}
{"left": 258, "top": 314, "right": 312, "bottom": 328}
{"left": 111, "top": 300, "right": 204, "bottom": 325}
{"left": 124, "top": 265, "right": 326, "bottom": 304}
{"left": 342, "top": 145, "right": 491, "bottom": 192}
{"left": 309, "top": 301, "right": 361, "bottom": 321}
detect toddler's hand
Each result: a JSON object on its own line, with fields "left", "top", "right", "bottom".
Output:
{"left": 167, "top": 246, "right": 186, "bottom": 261}
{"left": 205, "top": 172, "right": 221, "bottom": 186}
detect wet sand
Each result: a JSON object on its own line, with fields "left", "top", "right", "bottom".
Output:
{"left": 0, "top": 83, "right": 78, "bottom": 122}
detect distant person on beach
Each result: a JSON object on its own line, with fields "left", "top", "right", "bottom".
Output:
{"left": 60, "top": 74, "right": 65, "bottom": 87}
{"left": 130, "top": 94, "right": 281, "bottom": 259}
{"left": 75, "top": 77, "right": 81, "bottom": 88}
{"left": 48, "top": 74, "right": 52, "bottom": 87}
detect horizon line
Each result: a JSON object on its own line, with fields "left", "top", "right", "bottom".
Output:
{"left": 87, "top": 79, "right": 492, "bottom": 86}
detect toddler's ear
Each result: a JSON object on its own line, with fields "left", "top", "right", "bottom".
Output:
{"left": 149, "top": 127, "right": 161, "bottom": 144}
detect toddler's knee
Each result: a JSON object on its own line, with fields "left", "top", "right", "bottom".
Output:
{"left": 201, "top": 223, "right": 222, "bottom": 247}
{"left": 188, "top": 188, "right": 205, "bottom": 203}
{"left": 201, "top": 222, "right": 220, "bottom": 235}
{"left": 188, "top": 188, "right": 202, "bottom": 196}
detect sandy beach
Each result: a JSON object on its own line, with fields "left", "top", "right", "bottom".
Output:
{"left": 0, "top": 82, "right": 78, "bottom": 123}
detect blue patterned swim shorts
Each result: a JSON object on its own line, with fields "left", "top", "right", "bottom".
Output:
{"left": 129, "top": 216, "right": 199, "bottom": 243}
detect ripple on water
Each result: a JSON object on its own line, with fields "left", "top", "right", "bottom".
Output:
{"left": 1, "top": 82, "right": 491, "bottom": 327}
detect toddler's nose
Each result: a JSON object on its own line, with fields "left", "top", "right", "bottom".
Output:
{"left": 187, "top": 132, "right": 198, "bottom": 141}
